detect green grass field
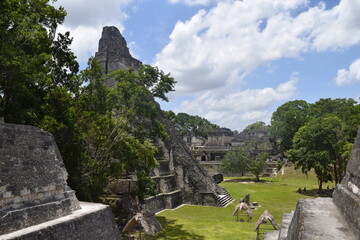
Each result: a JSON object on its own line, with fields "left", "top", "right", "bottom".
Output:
{"left": 141, "top": 167, "right": 334, "bottom": 240}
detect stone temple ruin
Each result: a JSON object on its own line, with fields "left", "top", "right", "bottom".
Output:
{"left": 95, "top": 26, "right": 233, "bottom": 212}
{"left": 265, "top": 127, "right": 360, "bottom": 240}
{"left": 0, "top": 26, "right": 233, "bottom": 239}
{"left": 186, "top": 127, "right": 281, "bottom": 177}
{"left": 0, "top": 122, "right": 121, "bottom": 239}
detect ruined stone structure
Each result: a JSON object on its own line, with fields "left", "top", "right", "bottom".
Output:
{"left": 95, "top": 26, "right": 233, "bottom": 214}
{"left": 95, "top": 26, "right": 142, "bottom": 87}
{"left": 0, "top": 123, "right": 121, "bottom": 239}
{"left": 187, "top": 128, "right": 280, "bottom": 176}
{"left": 265, "top": 127, "right": 360, "bottom": 240}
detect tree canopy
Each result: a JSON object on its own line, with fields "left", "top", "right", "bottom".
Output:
{"left": 286, "top": 116, "right": 350, "bottom": 191}
{"left": 0, "top": 0, "right": 79, "bottom": 124}
{"left": 270, "top": 100, "right": 310, "bottom": 151}
{"left": 221, "top": 140, "right": 269, "bottom": 182}
{"left": 164, "top": 111, "right": 219, "bottom": 138}
{"left": 0, "top": 0, "right": 175, "bottom": 202}
{"left": 271, "top": 98, "right": 359, "bottom": 190}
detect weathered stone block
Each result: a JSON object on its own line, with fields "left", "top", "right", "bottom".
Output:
{"left": 1, "top": 202, "right": 121, "bottom": 240}
{"left": 286, "top": 198, "right": 356, "bottom": 240}
{"left": 0, "top": 123, "right": 80, "bottom": 235}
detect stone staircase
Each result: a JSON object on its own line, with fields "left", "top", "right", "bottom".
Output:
{"left": 143, "top": 145, "right": 184, "bottom": 213}
{"left": 214, "top": 187, "right": 234, "bottom": 207}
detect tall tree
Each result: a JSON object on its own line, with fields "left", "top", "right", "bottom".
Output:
{"left": 164, "top": 111, "right": 219, "bottom": 138}
{"left": 0, "top": 0, "right": 79, "bottom": 124}
{"left": 73, "top": 58, "right": 174, "bottom": 201}
{"left": 286, "top": 116, "right": 348, "bottom": 191}
{"left": 270, "top": 100, "right": 310, "bottom": 151}
{"left": 310, "top": 98, "right": 360, "bottom": 142}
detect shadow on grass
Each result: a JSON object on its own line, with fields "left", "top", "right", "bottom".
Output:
{"left": 224, "top": 177, "right": 276, "bottom": 183}
{"left": 296, "top": 188, "right": 334, "bottom": 197}
{"left": 147, "top": 216, "right": 205, "bottom": 240}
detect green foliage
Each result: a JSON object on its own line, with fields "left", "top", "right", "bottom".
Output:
{"left": 243, "top": 121, "right": 269, "bottom": 132}
{"left": 286, "top": 116, "right": 348, "bottom": 191}
{"left": 221, "top": 140, "right": 269, "bottom": 181}
{"left": 164, "top": 111, "right": 219, "bottom": 138}
{"left": 271, "top": 98, "right": 359, "bottom": 190}
{"left": 221, "top": 151, "right": 251, "bottom": 176}
{"left": 250, "top": 152, "right": 268, "bottom": 182}
{"left": 309, "top": 98, "right": 360, "bottom": 142}
{"left": 73, "top": 58, "right": 172, "bottom": 201}
{"left": 0, "top": 0, "right": 79, "bottom": 124}
{"left": 137, "top": 65, "right": 176, "bottom": 102}
{"left": 270, "top": 100, "right": 310, "bottom": 151}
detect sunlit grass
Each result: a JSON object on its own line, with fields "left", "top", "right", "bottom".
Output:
{"left": 142, "top": 167, "right": 334, "bottom": 240}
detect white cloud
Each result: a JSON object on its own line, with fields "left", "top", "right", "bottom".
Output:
{"left": 309, "top": 0, "right": 360, "bottom": 51}
{"left": 53, "top": 0, "right": 134, "bottom": 65}
{"left": 168, "top": 0, "right": 217, "bottom": 6}
{"left": 175, "top": 76, "right": 298, "bottom": 130}
{"left": 334, "top": 59, "right": 360, "bottom": 86}
{"left": 155, "top": 0, "right": 360, "bottom": 95}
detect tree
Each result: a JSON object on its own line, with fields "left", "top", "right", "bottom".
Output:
{"left": 270, "top": 100, "right": 310, "bottom": 151}
{"left": 286, "top": 116, "right": 348, "bottom": 191}
{"left": 164, "top": 111, "right": 219, "bottom": 138}
{"left": 221, "top": 140, "right": 269, "bottom": 181}
{"left": 0, "top": 0, "right": 79, "bottom": 124}
{"left": 250, "top": 152, "right": 268, "bottom": 182}
{"left": 310, "top": 98, "right": 360, "bottom": 143}
{"left": 73, "top": 58, "right": 174, "bottom": 201}
{"left": 243, "top": 121, "right": 269, "bottom": 132}
{"left": 221, "top": 151, "right": 251, "bottom": 176}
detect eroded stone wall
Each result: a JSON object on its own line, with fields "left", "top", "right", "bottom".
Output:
{"left": 0, "top": 123, "right": 80, "bottom": 235}
{"left": 0, "top": 123, "right": 121, "bottom": 239}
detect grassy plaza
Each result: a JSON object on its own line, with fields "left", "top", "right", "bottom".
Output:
{"left": 144, "top": 167, "right": 334, "bottom": 240}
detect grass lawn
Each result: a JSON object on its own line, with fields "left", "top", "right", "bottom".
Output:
{"left": 142, "top": 167, "right": 335, "bottom": 240}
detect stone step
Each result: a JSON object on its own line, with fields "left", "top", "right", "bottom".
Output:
{"left": 143, "top": 190, "right": 183, "bottom": 213}
{"left": 215, "top": 188, "right": 234, "bottom": 207}
{"left": 152, "top": 160, "right": 171, "bottom": 176}
{"left": 151, "top": 174, "right": 178, "bottom": 194}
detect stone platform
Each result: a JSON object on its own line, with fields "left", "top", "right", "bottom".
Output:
{"left": 284, "top": 198, "right": 356, "bottom": 240}
{"left": 0, "top": 202, "right": 121, "bottom": 240}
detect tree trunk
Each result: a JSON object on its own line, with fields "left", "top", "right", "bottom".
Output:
{"left": 255, "top": 175, "right": 260, "bottom": 182}
{"left": 318, "top": 177, "right": 323, "bottom": 192}
{"left": 334, "top": 163, "right": 338, "bottom": 184}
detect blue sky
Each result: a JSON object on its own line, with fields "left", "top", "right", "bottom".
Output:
{"left": 55, "top": 0, "right": 360, "bottom": 131}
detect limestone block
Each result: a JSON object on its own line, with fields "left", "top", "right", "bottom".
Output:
{"left": 0, "top": 202, "right": 121, "bottom": 240}
{"left": 286, "top": 198, "right": 356, "bottom": 240}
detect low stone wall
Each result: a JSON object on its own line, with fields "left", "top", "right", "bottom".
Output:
{"left": 1, "top": 202, "right": 121, "bottom": 240}
{"left": 143, "top": 190, "right": 183, "bottom": 213}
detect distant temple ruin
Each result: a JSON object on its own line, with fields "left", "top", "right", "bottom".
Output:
{"left": 185, "top": 127, "right": 281, "bottom": 176}
{"left": 94, "top": 26, "right": 233, "bottom": 214}
{"left": 265, "top": 127, "right": 360, "bottom": 240}
{"left": 0, "top": 123, "right": 121, "bottom": 239}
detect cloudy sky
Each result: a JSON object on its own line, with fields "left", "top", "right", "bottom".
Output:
{"left": 54, "top": 0, "right": 360, "bottom": 131}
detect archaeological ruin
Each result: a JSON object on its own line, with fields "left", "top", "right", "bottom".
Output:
{"left": 185, "top": 127, "right": 281, "bottom": 176}
{"left": 265, "top": 127, "right": 360, "bottom": 240}
{"left": 94, "top": 26, "right": 233, "bottom": 214}
{"left": 0, "top": 122, "right": 121, "bottom": 239}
